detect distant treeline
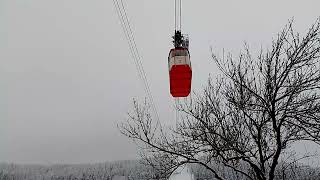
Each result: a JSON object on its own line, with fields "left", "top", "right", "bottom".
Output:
{"left": 0, "top": 160, "right": 162, "bottom": 180}
{"left": 1, "top": 160, "right": 320, "bottom": 180}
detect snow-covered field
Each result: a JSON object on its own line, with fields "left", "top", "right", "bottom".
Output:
{"left": 169, "top": 165, "right": 194, "bottom": 180}
{"left": 0, "top": 161, "right": 195, "bottom": 180}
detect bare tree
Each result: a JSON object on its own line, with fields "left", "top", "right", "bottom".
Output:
{"left": 119, "top": 19, "right": 320, "bottom": 180}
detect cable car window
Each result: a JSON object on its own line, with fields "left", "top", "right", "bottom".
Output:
{"left": 175, "top": 50, "right": 187, "bottom": 56}
{"left": 170, "top": 51, "right": 175, "bottom": 58}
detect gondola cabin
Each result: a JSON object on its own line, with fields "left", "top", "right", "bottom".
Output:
{"left": 168, "top": 47, "right": 192, "bottom": 97}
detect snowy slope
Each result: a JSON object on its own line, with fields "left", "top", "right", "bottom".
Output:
{"left": 169, "top": 165, "right": 194, "bottom": 180}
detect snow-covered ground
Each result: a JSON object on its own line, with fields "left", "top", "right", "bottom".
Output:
{"left": 169, "top": 165, "right": 194, "bottom": 180}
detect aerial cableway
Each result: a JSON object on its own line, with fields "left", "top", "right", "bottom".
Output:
{"left": 168, "top": 0, "right": 192, "bottom": 98}
{"left": 112, "top": 0, "right": 192, "bottom": 124}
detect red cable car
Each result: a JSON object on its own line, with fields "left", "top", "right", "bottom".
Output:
{"left": 168, "top": 47, "right": 192, "bottom": 97}
{"left": 168, "top": 0, "right": 192, "bottom": 97}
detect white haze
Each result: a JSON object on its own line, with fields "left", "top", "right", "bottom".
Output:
{"left": 0, "top": 0, "right": 320, "bottom": 164}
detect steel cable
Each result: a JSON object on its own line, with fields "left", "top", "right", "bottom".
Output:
{"left": 112, "top": 0, "right": 160, "bottom": 123}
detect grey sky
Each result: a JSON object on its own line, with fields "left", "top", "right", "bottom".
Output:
{"left": 1, "top": 0, "right": 320, "bottom": 164}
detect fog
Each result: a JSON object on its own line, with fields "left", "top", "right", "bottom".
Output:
{"left": 1, "top": 0, "right": 319, "bottom": 164}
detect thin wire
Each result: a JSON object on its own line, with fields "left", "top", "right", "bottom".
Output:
{"left": 174, "top": 0, "right": 181, "bottom": 31}
{"left": 180, "top": 0, "right": 182, "bottom": 31}
{"left": 113, "top": 0, "right": 144, "bottom": 94}
{"left": 174, "top": 98, "right": 179, "bottom": 128}
{"left": 119, "top": 0, "right": 160, "bottom": 122}
{"left": 112, "top": 0, "right": 160, "bottom": 122}
{"left": 174, "top": 0, "right": 176, "bottom": 31}
{"left": 122, "top": 0, "right": 160, "bottom": 122}
{"left": 118, "top": 0, "right": 154, "bottom": 107}
{"left": 113, "top": 0, "right": 140, "bottom": 80}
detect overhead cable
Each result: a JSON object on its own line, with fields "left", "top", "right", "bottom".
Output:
{"left": 112, "top": 0, "right": 160, "bottom": 122}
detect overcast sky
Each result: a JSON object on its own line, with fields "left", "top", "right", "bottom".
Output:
{"left": 1, "top": 0, "right": 320, "bottom": 164}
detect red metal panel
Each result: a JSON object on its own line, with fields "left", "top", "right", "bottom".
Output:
{"left": 169, "top": 65, "right": 192, "bottom": 97}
